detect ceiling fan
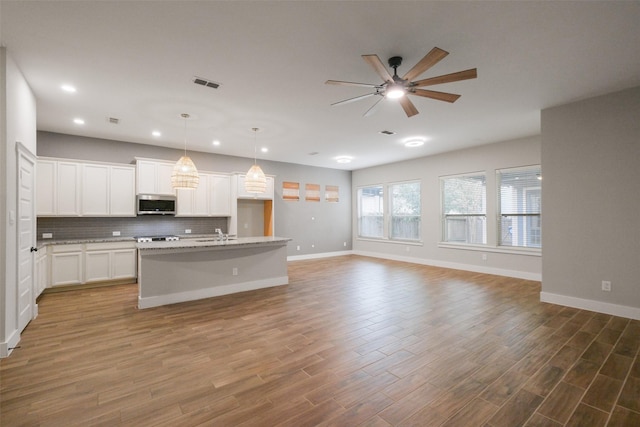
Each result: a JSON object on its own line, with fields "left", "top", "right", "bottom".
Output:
{"left": 326, "top": 47, "right": 477, "bottom": 118}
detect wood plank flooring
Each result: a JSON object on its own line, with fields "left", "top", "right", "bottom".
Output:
{"left": 1, "top": 255, "right": 639, "bottom": 426}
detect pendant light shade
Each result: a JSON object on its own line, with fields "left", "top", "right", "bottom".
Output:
{"left": 172, "top": 113, "right": 199, "bottom": 190}
{"left": 245, "top": 127, "right": 267, "bottom": 194}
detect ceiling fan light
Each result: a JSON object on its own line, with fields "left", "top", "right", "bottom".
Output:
{"left": 386, "top": 84, "right": 405, "bottom": 99}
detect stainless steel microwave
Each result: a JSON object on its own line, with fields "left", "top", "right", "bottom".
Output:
{"left": 137, "top": 194, "right": 176, "bottom": 215}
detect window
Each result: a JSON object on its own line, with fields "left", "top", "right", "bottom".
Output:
{"left": 441, "top": 173, "right": 486, "bottom": 244}
{"left": 357, "top": 181, "right": 421, "bottom": 241}
{"left": 390, "top": 181, "right": 421, "bottom": 241}
{"left": 498, "top": 166, "right": 541, "bottom": 248}
{"left": 357, "top": 185, "right": 384, "bottom": 238}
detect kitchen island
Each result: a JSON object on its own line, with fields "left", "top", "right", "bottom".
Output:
{"left": 136, "top": 236, "right": 291, "bottom": 309}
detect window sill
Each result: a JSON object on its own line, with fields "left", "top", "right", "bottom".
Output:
{"left": 438, "top": 242, "right": 541, "bottom": 257}
{"left": 357, "top": 237, "right": 423, "bottom": 246}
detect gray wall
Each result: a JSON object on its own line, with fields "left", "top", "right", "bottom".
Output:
{"left": 37, "top": 131, "right": 352, "bottom": 257}
{"left": 541, "top": 86, "right": 640, "bottom": 315}
{"left": 352, "top": 136, "right": 542, "bottom": 280}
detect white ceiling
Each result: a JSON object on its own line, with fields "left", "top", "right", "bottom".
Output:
{"left": 2, "top": 1, "right": 640, "bottom": 170}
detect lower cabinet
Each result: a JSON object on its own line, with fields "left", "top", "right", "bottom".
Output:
{"left": 49, "top": 241, "right": 137, "bottom": 288}
{"left": 35, "top": 246, "right": 48, "bottom": 297}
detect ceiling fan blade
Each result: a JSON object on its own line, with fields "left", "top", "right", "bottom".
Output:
{"left": 331, "top": 92, "right": 375, "bottom": 106}
{"left": 411, "top": 89, "right": 461, "bottom": 103}
{"left": 363, "top": 96, "right": 384, "bottom": 117}
{"left": 402, "top": 47, "right": 449, "bottom": 81}
{"left": 412, "top": 68, "right": 478, "bottom": 87}
{"left": 325, "top": 80, "right": 379, "bottom": 88}
{"left": 398, "top": 96, "right": 419, "bottom": 117}
{"left": 362, "top": 54, "right": 394, "bottom": 83}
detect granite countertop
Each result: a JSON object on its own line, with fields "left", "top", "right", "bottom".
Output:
{"left": 35, "top": 233, "right": 229, "bottom": 247}
{"left": 136, "top": 236, "right": 291, "bottom": 251}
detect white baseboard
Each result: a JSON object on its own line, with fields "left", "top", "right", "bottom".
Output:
{"left": 138, "top": 276, "right": 289, "bottom": 309}
{"left": 0, "top": 329, "right": 21, "bottom": 358}
{"left": 540, "top": 292, "right": 640, "bottom": 320}
{"left": 287, "top": 250, "right": 353, "bottom": 261}
{"left": 353, "top": 250, "right": 541, "bottom": 281}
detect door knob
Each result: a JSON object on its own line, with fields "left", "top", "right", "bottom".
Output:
{"left": 30, "top": 247, "right": 38, "bottom": 252}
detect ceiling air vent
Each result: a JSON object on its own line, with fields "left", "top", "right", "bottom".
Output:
{"left": 379, "top": 130, "right": 395, "bottom": 135}
{"left": 193, "top": 76, "right": 220, "bottom": 89}
{"left": 107, "top": 117, "right": 120, "bottom": 124}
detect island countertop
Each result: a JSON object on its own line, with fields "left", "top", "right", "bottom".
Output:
{"left": 136, "top": 235, "right": 291, "bottom": 252}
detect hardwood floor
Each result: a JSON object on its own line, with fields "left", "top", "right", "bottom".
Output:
{"left": 1, "top": 255, "right": 639, "bottom": 426}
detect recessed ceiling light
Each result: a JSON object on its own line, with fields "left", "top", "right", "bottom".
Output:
{"left": 212, "top": 140, "right": 220, "bottom": 146}
{"left": 61, "top": 84, "right": 76, "bottom": 93}
{"left": 73, "top": 118, "right": 85, "bottom": 125}
{"left": 335, "top": 156, "right": 353, "bottom": 164}
{"left": 261, "top": 147, "right": 268, "bottom": 153}
{"left": 152, "top": 130, "right": 161, "bottom": 137}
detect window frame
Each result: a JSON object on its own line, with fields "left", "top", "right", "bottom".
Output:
{"left": 440, "top": 171, "right": 487, "bottom": 245}
{"left": 496, "top": 165, "right": 542, "bottom": 250}
{"left": 356, "top": 180, "right": 422, "bottom": 243}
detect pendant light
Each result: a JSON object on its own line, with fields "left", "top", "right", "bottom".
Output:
{"left": 171, "top": 113, "right": 199, "bottom": 190}
{"left": 244, "top": 127, "right": 267, "bottom": 194}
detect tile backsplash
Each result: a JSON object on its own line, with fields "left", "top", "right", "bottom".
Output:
{"left": 37, "top": 216, "right": 229, "bottom": 241}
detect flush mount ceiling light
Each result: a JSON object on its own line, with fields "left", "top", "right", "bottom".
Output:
{"left": 245, "top": 127, "right": 267, "bottom": 194}
{"left": 61, "top": 84, "right": 76, "bottom": 93}
{"left": 335, "top": 156, "right": 353, "bottom": 164}
{"left": 404, "top": 138, "right": 426, "bottom": 148}
{"left": 171, "top": 113, "right": 199, "bottom": 190}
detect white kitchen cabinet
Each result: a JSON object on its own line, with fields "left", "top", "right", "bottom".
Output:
{"left": 51, "top": 244, "right": 83, "bottom": 286}
{"left": 56, "top": 161, "right": 82, "bottom": 215}
{"left": 109, "top": 166, "right": 136, "bottom": 216}
{"left": 136, "top": 159, "right": 175, "bottom": 195}
{"left": 85, "top": 242, "right": 137, "bottom": 283}
{"left": 37, "top": 160, "right": 56, "bottom": 215}
{"left": 210, "top": 174, "right": 231, "bottom": 216}
{"left": 35, "top": 246, "right": 48, "bottom": 297}
{"left": 38, "top": 158, "right": 135, "bottom": 217}
{"left": 236, "top": 174, "right": 274, "bottom": 200}
{"left": 82, "top": 163, "right": 110, "bottom": 215}
{"left": 176, "top": 172, "right": 231, "bottom": 217}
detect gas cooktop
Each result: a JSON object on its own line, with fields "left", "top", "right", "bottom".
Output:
{"left": 134, "top": 235, "right": 180, "bottom": 243}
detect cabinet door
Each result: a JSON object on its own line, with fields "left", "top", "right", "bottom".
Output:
{"left": 136, "top": 160, "right": 157, "bottom": 194}
{"left": 210, "top": 174, "right": 231, "bottom": 216}
{"left": 82, "top": 164, "right": 110, "bottom": 215}
{"left": 85, "top": 251, "right": 111, "bottom": 283}
{"left": 35, "top": 249, "right": 48, "bottom": 296}
{"left": 110, "top": 166, "right": 136, "bottom": 216}
{"left": 56, "top": 162, "right": 81, "bottom": 215}
{"left": 192, "top": 173, "right": 209, "bottom": 216}
{"left": 176, "top": 188, "right": 195, "bottom": 216}
{"left": 112, "top": 249, "right": 137, "bottom": 279}
{"left": 156, "top": 162, "right": 175, "bottom": 195}
{"left": 37, "top": 160, "right": 56, "bottom": 215}
{"left": 51, "top": 252, "right": 83, "bottom": 286}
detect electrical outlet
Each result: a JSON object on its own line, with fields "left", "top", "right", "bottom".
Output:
{"left": 185, "top": 229, "right": 191, "bottom": 234}
{"left": 482, "top": 253, "right": 487, "bottom": 261}
{"left": 602, "top": 281, "right": 611, "bottom": 292}
{"left": 296, "top": 245, "right": 300, "bottom": 251}
{"left": 406, "top": 246, "right": 410, "bottom": 252}
{"left": 343, "top": 242, "right": 347, "bottom": 247}
{"left": 232, "top": 268, "right": 238, "bottom": 276}
{"left": 42, "top": 233, "right": 53, "bottom": 239}
{"left": 311, "top": 244, "right": 315, "bottom": 248}
{"left": 112, "top": 231, "right": 121, "bottom": 236}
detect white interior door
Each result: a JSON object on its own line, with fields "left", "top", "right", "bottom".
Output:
{"left": 17, "top": 144, "right": 37, "bottom": 332}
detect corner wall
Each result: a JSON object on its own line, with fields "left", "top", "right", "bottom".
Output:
{"left": 1, "top": 47, "right": 38, "bottom": 357}
{"left": 540, "top": 86, "right": 640, "bottom": 319}
{"left": 352, "top": 136, "right": 542, "bottom": 280}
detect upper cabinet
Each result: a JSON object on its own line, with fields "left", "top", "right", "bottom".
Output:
{"left": 136, "top": 159, "right": 175, "bottom": 195}
{"left": 37, "top": 158, "right": 135, "bottom": 217}
{"left": 176, "top": 172, "right": 231, "bottom": 217}
{"left": 236, "top": 174, "right": 275, "bottom": 200}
